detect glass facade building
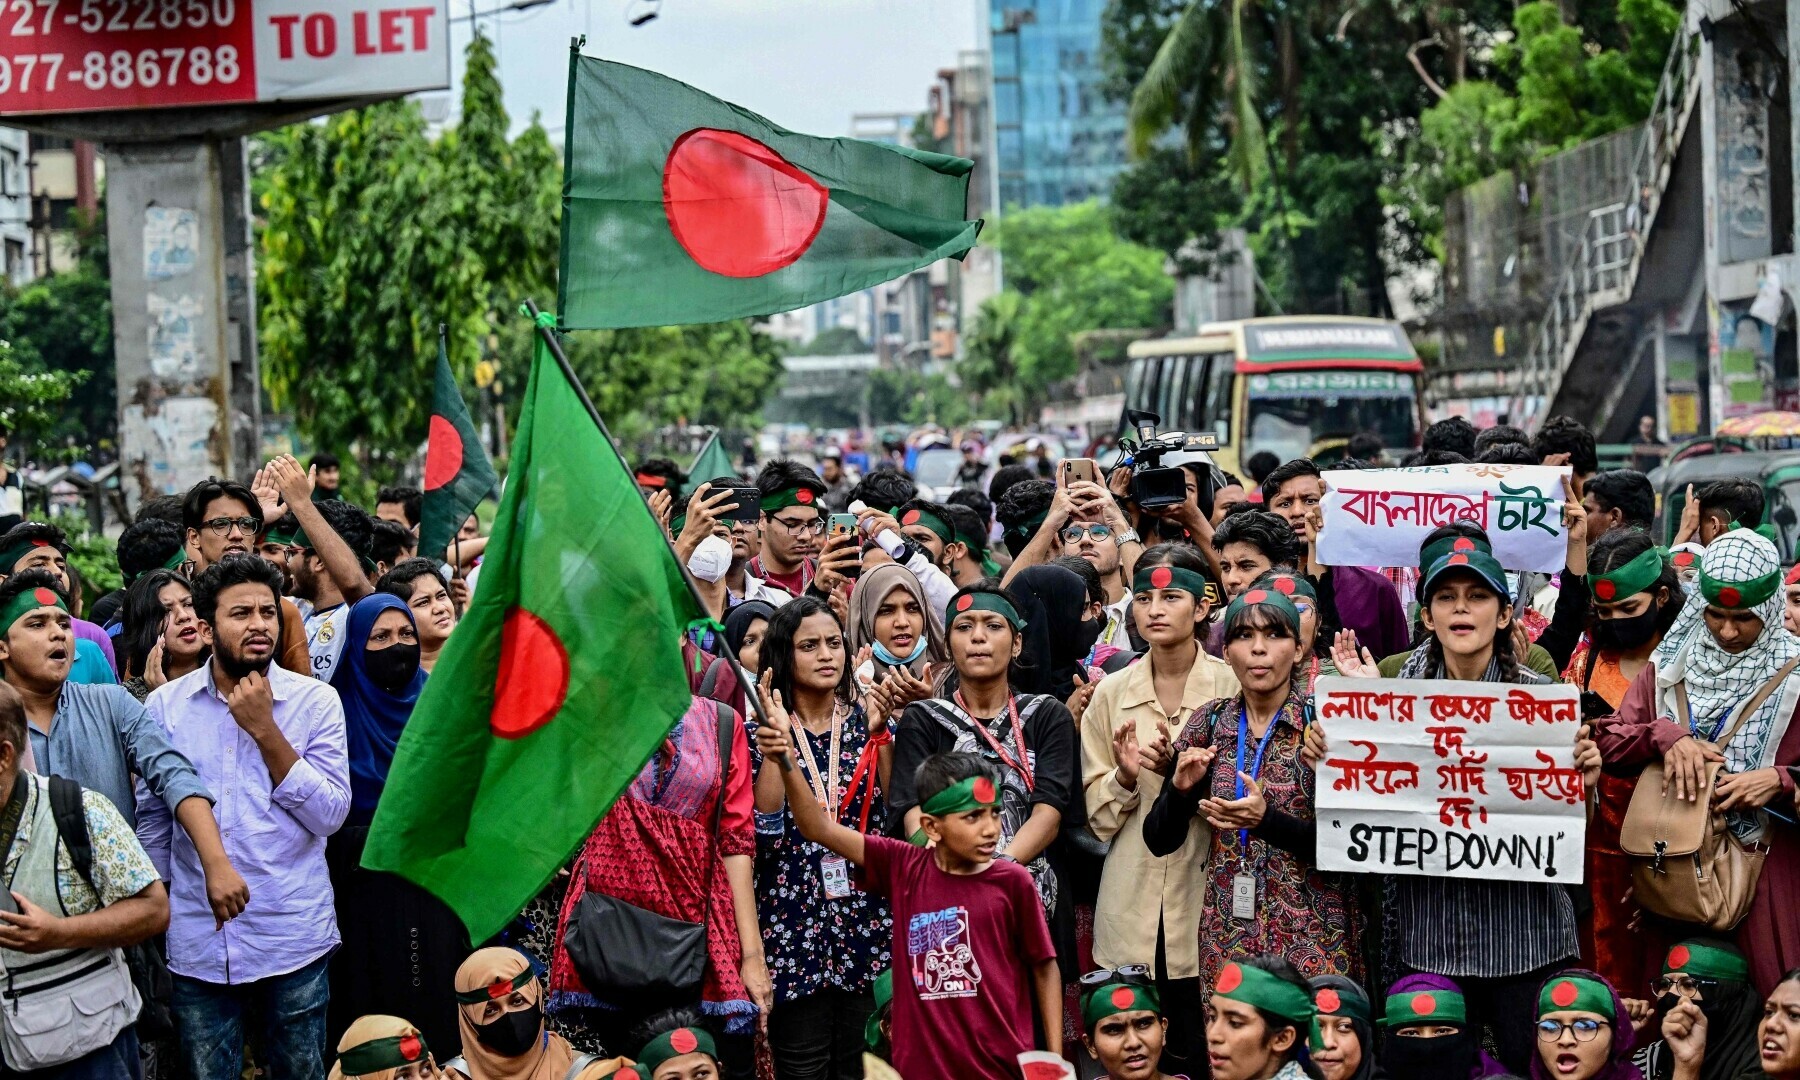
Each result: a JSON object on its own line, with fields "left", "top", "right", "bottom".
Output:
{"left": 989, "top": 0, "right": 1129, "bottom": 209}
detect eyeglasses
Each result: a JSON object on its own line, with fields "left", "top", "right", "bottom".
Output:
{"left": 202, "top": 516, "right": 260, "bottom": 537}
{"left": 770, "top": 515, "right": 825, "bottom": 536}
{"left": 1079, "top": 965, "right": 1152, "bottom": 989}
{"left": 1652, "top": 975, "right": 1715, "bottom": 997}
{"left": 1535, "top": 1019, "right": 1605, "bottom": 1043}
{"left": 1060, "top": 523, "right": 1114, "bottom": 543}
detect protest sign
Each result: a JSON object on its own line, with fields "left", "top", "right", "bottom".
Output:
{"left": 1315, "top": 463, "right": 1570, "bottom": 573}
{"left": 1312, "top": 675, "right": 1585, "bottom": 883}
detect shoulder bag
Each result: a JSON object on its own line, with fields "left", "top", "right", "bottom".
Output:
{"left": 1618, "top": 655, "right": 1800, "bottom": 931}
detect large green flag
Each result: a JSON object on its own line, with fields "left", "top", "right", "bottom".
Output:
{"left": 363, "top": 313, "right": 704, "bottom": 941}
{"left": 557, "top": 52, "right": 982, "bottom": 329}
{"left": 419, "top": 330, "right": 498, "bottom": 564}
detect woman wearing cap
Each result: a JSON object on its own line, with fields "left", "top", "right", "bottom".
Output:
{"left": 1309, "top": 976, "right": 1383, "bottom": 1080}
{"left": 1079, "top": 969, "right": 1181, "bottom": 1080}
{"left": 848, "top": 563, "right": 946, "bottom": 696}
{"left": 1529, "top": 970, "right": 1640, "bottom": 1080}
{"left": 1759, "top": 970, "right": 1800, "bottom": 1079}
{"left": 1641, "top": 940, "right": 1762, "bottom": 1080}
{"left": 886, "top": 582, "right": 1078, "bottom": 920}
{"left": 332, "top": 1016, "right": 441, "bottom": 1080}
{"left": 1321, "top": 546, "right": 1604, "bottom": 1073}
{"left": 1144, "top": 575, "right": 1358, "bottom": 990}
{"left": 1563, "top": 530, "right": 1683, "bottom": 995}
{"left": 1205, "top": 955, "right": 1321, "bottom": 1080}
{"left": 1081, "top": 543, "right": 1235, "bottom": 1077}
{"left": 1593, "top": 529, "right": 1800, "bottom": 991}
{"left": 1377, "top": 974, "right": 1506, "bottom": 1080}
{"left": 445, "top": 949, "right": 576, "bottom": 1080}
{"left": 747, "top": 596, "right": 893, "bottom": 1080}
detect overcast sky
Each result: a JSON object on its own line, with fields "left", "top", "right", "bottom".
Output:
{"left": 443, "top": 0, "right": 982, "bottom": 139}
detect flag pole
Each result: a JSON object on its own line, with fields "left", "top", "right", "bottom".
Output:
{"left": 521, "top": 300, "right": 786, "bottom": 755}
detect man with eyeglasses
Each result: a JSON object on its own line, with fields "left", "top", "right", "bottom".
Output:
{"left": 1057, "top": 490, "right": 1143, "bottom": 652}
{"left": 181, "top": 477, "right": 313, "bottom": 676}
{"left": 0, "top": 521, "right": 121, "bottom": 683}
{"left": 749, "top": 460, "right": 828, "bottom": 598}
{"left": 686, "top": 476, "right": 790, "bottom": 609}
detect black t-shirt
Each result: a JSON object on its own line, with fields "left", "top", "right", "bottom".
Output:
{"left": 885, "top": 692, "right": 1079, "bottom": 837}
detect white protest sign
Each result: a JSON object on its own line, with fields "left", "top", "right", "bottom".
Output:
{"left": 1316, "top": 463, "right": 1570, "bottom": 573}
{"left": 1312, "top": 675, "right": 1585, "bottom": 883}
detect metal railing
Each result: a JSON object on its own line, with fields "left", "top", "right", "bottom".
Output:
{"left": 1508, "top": 14, "right": 1704, "bottom": 428}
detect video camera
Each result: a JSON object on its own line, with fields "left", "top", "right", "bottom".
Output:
{"left": 1120, "top": 409, "right": 1222, "bottom": 516}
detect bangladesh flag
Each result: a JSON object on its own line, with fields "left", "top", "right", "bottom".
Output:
{"left": 363, "top": 314, "right": 704, "bottom": 941}
{"left": 685, "top": 431, "right": 739, "bottom": 497}
{"left": 419, "top": 331, "right": 499, "bottom": 565}
{"left": 557, "top": 53, "right": 982, "bottom": 329}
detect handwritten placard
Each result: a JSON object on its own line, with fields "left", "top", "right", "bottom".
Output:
{"left": 1313, "top": 676, "right": 1585, "bottom": 883}
{"left": 1316, "top": 463, "right": 1570, "bottom": 573}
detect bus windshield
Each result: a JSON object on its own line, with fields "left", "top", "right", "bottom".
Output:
{"left": 1244, "top": 370, "right": 1419, "bottom": 463}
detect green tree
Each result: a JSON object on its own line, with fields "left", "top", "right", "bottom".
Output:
{"left": 787, "top": 326, "right": 870, "bottom": 355}
{"left": 0, "top": 210, "right": 112, "bottom": 452}
{"left": 0, "top": 338, "right": 84, "bottom": 450}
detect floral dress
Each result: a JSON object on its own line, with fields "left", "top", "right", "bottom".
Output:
{"left": 745, "top": 703, "right": 892, "bottom": 1004}
{"left": 1166, "top": 690, "right": 1360, "bottom": 988}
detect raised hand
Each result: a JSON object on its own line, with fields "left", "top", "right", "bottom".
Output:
{"left": 1330, "top": 629, "right": 1380, "bottom": 678}
{"left": 1111, "top": 720, "right": 1141, "bottom": 790}
{"left": 1067, "top": 671, "right": 1097, "bottom": 724}
{"left": 1171, "top": 746, "right": 1216, "bottom": 794}
{"left": 1140, "top": 718, "right": 1175, "bottom": 776}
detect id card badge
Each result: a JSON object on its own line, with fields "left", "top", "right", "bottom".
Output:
{"left": 1231, "top": 873, "right": 1256, "bottom": 921}
{"left": 821, "top": 855, "right": 853, "bottom": 900}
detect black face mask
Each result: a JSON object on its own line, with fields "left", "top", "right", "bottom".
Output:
{"left": 1656, "top": 991, "right": 1683, "bottom": 1018}
{"left": 1381, "top": 1030, "right": 1480, "bottom": 1080}
{"left": 1593, "top": 602, "right": 1660, "bottom": 651}
{"left": 472, "top": 1002, "right": 542, "bottom": 1057}
{"left": 364, "top": 643, "right": 421, "bottom": 693}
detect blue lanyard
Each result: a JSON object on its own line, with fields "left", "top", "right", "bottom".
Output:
{"left": 1235, "top": 704, "right": 1280, "bottom": 852}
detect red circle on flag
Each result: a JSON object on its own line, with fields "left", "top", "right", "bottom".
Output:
{"left": 1551, "top": 981, "right": 1579, "bottom": 1008}
{"left": 1410, "top": 993, "right": 1437, "bottom": 1017}
{"left": 1244, "top": 589, "right": 1268, "bottom": 605}
{"left": 399, "top": 1035, "right": 422, "bottom": 1062}
{"left": 1720, "top": 586, "right": 1743, "bottom": 608}
{"left": 1453, "top": 538, "right": 1475, "bottom": 552}
{"left": 1150, "top": 567, "right": 1173, "bottom": 589}
{"left": 424, "top": 415, "right": 465, "bottom": 492}
{"left": 664, "top": 129, "right": 827, "bottom": 279}
{"left": 1217, "top": 964, "right": 1243, "bottom": 993}
{"left": 1273, "top": 576, "right": 1296, "bottom": 595}
{"left": 1316, "top": 988, "right": 1342, "bottom": 1014}
{"left": 30, "top": 588, "right": 56, "bottom": 607}
{"left": 1110, "top": 986, "right": 1137, "bottom": 1010}
{"left": 972, "top": 776, "right": 996, "bottom": 803}
{"left": 902, "top": 510, "right": 921, "bottom": 526}
{"left": 1669, "top": 945, "right": 1691, "bottom": 969}
{"left": 955, "top": 595, "right": 974, "bottom": 612}
{"left": 491, "top": 607, "right": 569, "bottom": 740}
{"left": 1594, "top": 580, "right": 1617, "bottom": 601}
{"left": 670, "top": 1029, "right": 699, "bottom": 1055}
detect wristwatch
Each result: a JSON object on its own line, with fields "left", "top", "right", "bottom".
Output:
{"left": 1115, "top": 527, "right": 1142, "bottom": 546}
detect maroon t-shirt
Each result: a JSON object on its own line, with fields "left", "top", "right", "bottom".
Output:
{"left": 860, "top": 834, "right": 1057, "bottom": 1080}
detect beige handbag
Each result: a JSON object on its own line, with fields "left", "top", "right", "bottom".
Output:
{"left": 1618, "top": 655, "right": 1800, "bottom": 931}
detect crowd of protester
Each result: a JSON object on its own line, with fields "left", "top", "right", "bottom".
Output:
{"left": 5, "top": 420, "right": 1800, "bottom": 1080}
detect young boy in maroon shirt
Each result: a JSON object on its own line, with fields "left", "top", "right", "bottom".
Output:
{"left": 755, "top": 690, "right": 1060, "bottom": 1080}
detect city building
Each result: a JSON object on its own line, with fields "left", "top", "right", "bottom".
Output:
{"left": 987, "top": 0, "right": 1128, "bottom": 210}
{"left": 0, "top": 129, "right": 29, "bottom": 285}
{"left": 21, "top": 134, "right": 101, "bottom": 278}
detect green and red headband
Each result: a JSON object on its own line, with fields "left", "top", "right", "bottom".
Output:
{"left": 1133, "top": 564, "right": 1215, "bottom": 602}
{"left": 337, "top": 1033, "right": 429, "bottom": 1077}
{"left": 0, "top": 586, "right": 65, "bottom": 634}
{"left": 637, "top": 1026, "right": 717, "bottom": 1075}
{"left": 1257, "top": 573, "right": 1316, "bottom": 605}
{"left": 901, "top": 507, "right": 954, "bottom": 546}
{"left": 634, "top": 472, "right": 669, "bottom": 490}
{"left": 453, "top": 968, "right": 534, "bottom": 1005}
{"left": 1587, "top": 547, "right": 1667, "bottom": 603}
{"left": 1213, "top": 962, "right": 1318, "bottom": 1047}
{"left": 921, "top": 774, "right": 1001, "bottom": 817}
{"left": 759, "top": 487, "right": 820, "bottom": 513}
{"left": 0, "top": 537, "right": 59, "bottom": 575}
{"left": 1663, "top": 941, "right": 1749, "bottom": 982}
{"left": 1224, "top": 583, "right": 1302, "bottom": 628}
{"left": 1699, "top": 565, "right": 1780, "bottom": 611}
{"left": 1381, "top": 989, "right": 1466, "bottom": 1027}
{"left": 946, "top": 590, "right": 1025, "bottom": 630}
{"left": 1313, "top": 985, "right": 1371, "bottom": 1024}
{"left": 1537, "top": 976, "right": 1615, "bottom": 1021}
{"left": 1083, "top": 982, "right": 1163, "bottom": 1030}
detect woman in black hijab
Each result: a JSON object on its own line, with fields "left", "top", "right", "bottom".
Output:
{"left": 1311, "top": 974, "right": 1384, "bottom": 1080}
{"left": 723, "top": 600, "right": 777, "bottom": 676}
{"left": 1008, "top": 563, "right": 1101, "bottom": 703}
{"left": 1641, "top": 939, "right": 1762, "bottom": 1080}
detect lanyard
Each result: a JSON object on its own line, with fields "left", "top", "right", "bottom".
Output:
{"left": 1235, "top": 703, "right": 1279, "bottom": 852}
{"left": 954, "top": 689, "right": 1034, "bottom": 792}
{"left": 790, "top": 701, "right": 846, "bottom": 819}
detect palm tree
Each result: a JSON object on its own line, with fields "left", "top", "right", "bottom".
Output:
{"left": 1126, "top": 0, "right": 1268, "bottom": 189}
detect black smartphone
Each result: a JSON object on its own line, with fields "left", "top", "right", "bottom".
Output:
{"left": 721, "top": 484, "right": 763, "bottom": 523}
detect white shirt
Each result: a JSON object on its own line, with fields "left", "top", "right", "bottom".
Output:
{"left": 731, "top": 573, "right": 792, "bottom": 608}
{"left": 304, "top": 603, "right": 350, "bottom": 683}
{"left": 1100, "top": 595, "right": 1133, "bottom": 649}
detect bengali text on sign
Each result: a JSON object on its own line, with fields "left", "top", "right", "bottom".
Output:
{"left": 1312, "top": 675, "right": 1585, "bottom": 883}
{"left": 1315, "top": 463, "right": 1570, "bottom": 573}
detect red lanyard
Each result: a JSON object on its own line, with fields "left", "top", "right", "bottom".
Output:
{"left": 953, "top": 690, "right": 1034, "bottom": 792}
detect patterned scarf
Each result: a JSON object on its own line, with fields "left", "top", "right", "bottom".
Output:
{"left": 1650, "top": 530, "right": 1800, "bottom": 776}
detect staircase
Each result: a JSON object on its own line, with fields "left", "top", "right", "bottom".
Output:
{"left": 1506, "top": 14, "right": 1706, "bottom": 429}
